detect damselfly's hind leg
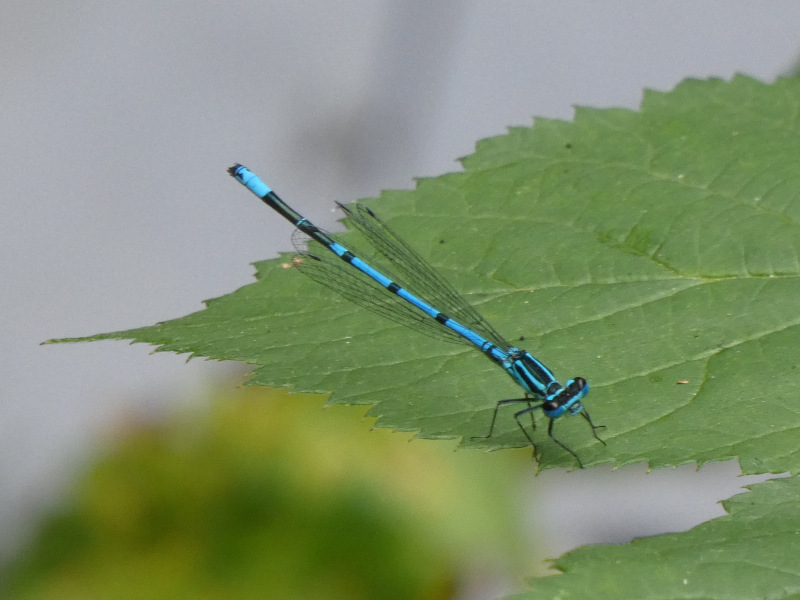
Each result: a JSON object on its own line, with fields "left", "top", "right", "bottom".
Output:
{"left": 510, "top": 403, "right": 542, "bottom": 462}
{"left": 476, "top": 400, "right": 546, "bottom": 463}
{"left": 471, "top": 397, "right": 534, "bottom": 441}
{"left": 581, "top": 409, "right": 606, "bottom": 445}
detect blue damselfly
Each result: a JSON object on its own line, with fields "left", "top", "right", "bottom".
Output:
{"left": 229, "top": 164, "right": 604, "bottom": 466}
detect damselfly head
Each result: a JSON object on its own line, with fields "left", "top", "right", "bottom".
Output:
{"left": 541, "top": 377, "right": 589, "bottom": 418}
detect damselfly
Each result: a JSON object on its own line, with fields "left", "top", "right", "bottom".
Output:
{"left": 229, "top": 164, "right": 604, "bottom": 467}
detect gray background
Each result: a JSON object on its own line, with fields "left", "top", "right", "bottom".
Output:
{"left": 3, "top": 1, "right": 797, "bottom": 595}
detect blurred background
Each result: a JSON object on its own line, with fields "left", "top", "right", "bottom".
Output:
{"left": 3, "top": 2, "right": 799, "bottom": 598}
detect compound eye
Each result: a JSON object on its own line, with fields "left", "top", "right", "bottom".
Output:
{"left": 567, "top": 377, "right": 588, "bottom": 396}
{"left": 542, "top": 400, "right": 560, "bottom": 412}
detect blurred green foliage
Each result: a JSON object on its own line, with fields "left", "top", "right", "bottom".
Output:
{"left": 1, "top": 385, "right": 532, "bottom": 600}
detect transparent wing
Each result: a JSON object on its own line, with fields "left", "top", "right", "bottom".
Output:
{"left": 337, "top": 203, "right": 512, "bottom": 350}
{"left": 290, "top": 231, "right": 469, "bottom": 345}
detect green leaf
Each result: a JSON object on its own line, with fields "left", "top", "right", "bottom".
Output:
{"left": 512, "top": 476, "right": 800, "bottom": 599}
{"left": 51, "top": 75, "right": 800, "bottom": 473}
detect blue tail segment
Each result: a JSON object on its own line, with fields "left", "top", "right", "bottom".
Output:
{"left": 228, "top": 163, "right": 604, "bottom": 467}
